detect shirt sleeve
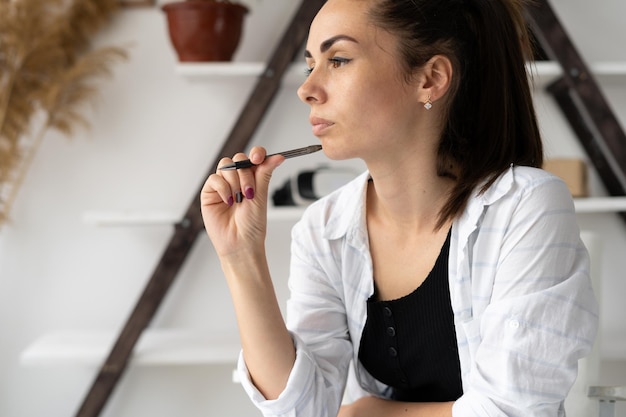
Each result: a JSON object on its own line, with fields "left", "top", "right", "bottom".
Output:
{"left": 236, "top": 212, "right": 354, "bottom": 417}
{"left": 453, "top": 175, "right": 599, "bottom": 416}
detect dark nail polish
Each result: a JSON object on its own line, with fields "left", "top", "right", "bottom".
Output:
{"left": 227, "top": 196, "right": 234, "bottom": 206}
{"left": 235, "top": 191, "right": 244, "bottom": 203}
{"left": 245, "top": 187, "right": 255, "bottom": 199}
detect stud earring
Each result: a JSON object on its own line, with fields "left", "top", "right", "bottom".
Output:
{"left": 424, "top": 95, "right": 433, "bottom": 110}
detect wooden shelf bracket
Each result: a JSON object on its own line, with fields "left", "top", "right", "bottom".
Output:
{"left": 525, "top": 0, "right": 626, "bottom": 222}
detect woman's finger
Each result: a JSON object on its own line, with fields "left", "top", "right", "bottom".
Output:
{"left": 219, "top": 153, "right": 248, "bottom": 203}
{"left": 230, "top": 152, "right": 255, "bottom": 203}
{"left": 234, "top": 147, "right": 269, "bottom": 201}
{"left": 253, "top": 151, "right": 285, "bottom": 198}
{"left": 201, "top": 171, "right": 234, "bottom": 207}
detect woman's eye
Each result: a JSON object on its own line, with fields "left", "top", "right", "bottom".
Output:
{"left": 304, "top": 57, "right": 351, "bottom": 76}
{"left": 329, "top": 57, "right": 351, "bottom": 68}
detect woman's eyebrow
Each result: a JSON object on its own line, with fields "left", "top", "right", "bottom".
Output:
{"left": 304, "top": 34, "right": 359, "bottom": 58}
{"left": 320, "top": 35, "right": 358, "bottom": 52}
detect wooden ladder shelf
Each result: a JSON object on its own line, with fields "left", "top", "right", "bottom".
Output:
{"left": 525, "top": 0, "right": 626, "bottom": 221}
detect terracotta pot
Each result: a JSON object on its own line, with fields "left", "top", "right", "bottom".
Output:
{"left": 162, "top": 1, "right": 249, "bottom": 62}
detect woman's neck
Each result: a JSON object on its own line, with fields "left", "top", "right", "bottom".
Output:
{"left": 366, "top": 156, "right": 456, "bottom": 234}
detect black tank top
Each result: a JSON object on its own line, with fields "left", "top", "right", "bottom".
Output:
{"left": 358, "top": 230, "right": 463, "bottom": 402}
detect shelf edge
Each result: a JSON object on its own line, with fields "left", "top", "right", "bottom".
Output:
{"left": 83, "top": 207, "right": 306, "bottom": 227}
{"left": 83, "top": 198, "right": 626, "bottom": 227}
{"left": 20, "top": 330, "right": 241, "bottom": 367}
{"left": 175, "top": 62, "right": 307, "bottom": 85}
{"left": 574, "top": 197, "right": 626, "bottom": 213}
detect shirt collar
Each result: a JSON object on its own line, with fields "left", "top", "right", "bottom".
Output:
{"left": 322, "top": 171, "right": 370, "bottom": 242}
{"left": 456, "top": 165, "right": 516, "bottom": 241}
{"left": 320, "top": 166, "right": 516, "bottom": 241}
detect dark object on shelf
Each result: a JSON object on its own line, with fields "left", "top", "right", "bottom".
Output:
{"left": 272, "top": 166, "right": 359, "bottom": 206}
{"left": 162, "top": 1, "right": 248, "bottom": 62}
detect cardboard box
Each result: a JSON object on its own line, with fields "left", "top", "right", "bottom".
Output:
{"left": 543, "top": 158, "right": 588, "bottom": 198}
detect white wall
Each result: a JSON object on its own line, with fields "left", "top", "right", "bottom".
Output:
{"left": 0, "top": 1, "right": 624, "bottom": 416}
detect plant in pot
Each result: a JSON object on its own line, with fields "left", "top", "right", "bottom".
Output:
{"left": 162, "top": 0, "right": 253, "bottom": 62}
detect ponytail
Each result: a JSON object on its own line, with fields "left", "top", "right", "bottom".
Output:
{"left": 370, "top": 0, "right": 543, "bottom": 228}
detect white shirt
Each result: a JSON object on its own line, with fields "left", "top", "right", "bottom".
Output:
{"left": 238, "top": 166, "right": 599, "bottom": 417}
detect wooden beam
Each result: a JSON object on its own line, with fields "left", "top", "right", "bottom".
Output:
{"left": 73, "top": 1, "right": 325, "bottom": 416}
{"left": 547, "top": 78, "right": 626, "bottom": 221}
{"left": 524, "top": 0, "right": 626, "bottom": 203}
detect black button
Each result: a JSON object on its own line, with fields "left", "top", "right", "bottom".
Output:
{"left": 386, "top": 326, "right": 396, "bottom": 337}
{"left": 383, "top": 307, "right": 392, "bottom": 317}
{"left": 388, "top": 347, "right": 398, "bottom": 357}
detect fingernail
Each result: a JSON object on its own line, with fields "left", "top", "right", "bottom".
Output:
{"left": 245, "top": 187, "right": 255, "bottom": 200}
{"left": 235, "top": 191, "right": 244, "bottom": 203}
{"left": 227, "top": 196, "right": 234, "bottom": 206}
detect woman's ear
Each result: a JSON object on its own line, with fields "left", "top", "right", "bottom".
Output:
{"left": 419, "top": 55, "right": 453, "bottom": 106}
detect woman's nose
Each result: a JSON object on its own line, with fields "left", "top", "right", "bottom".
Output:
{"left": 297, "top": 72, "right": 324, "bottom": 105}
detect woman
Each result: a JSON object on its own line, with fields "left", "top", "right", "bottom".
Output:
{"left": 200, "top": 0, "right": 599, "bottom": 416}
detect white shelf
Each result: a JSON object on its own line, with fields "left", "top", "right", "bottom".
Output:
{"left": 20, "top": 329, "right": 241, "bottom": 366}
{"left": 83, "top": 206, "right": 306, "bottom": 227}
{"left": 574, "top": 196, "right": 626, "bottom": 213}
{"left": 176, "top": 62, "right": 308, "bottom": 85}
{"left": 174, "top": 61, "right": 626, "bottom": 88}
{"left": 266, "top": 206, "right": 306, "bottom": 221}
{"left": 83, "top": 198, "right": 626, "bottom": 227}
{"left": 82, "top": 210, "right": 182, "bottom": 226}
{"left": 531, "top": 61, "right": 626, "bottom": 87}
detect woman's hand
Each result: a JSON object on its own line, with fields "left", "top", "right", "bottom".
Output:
{"left": 200, "top": 146, "right": 296, "bottom": 400}
{"left": 200, "top": 146, "right": 284, "bottom": 260}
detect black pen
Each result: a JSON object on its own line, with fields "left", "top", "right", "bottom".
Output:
{"left": 219, "top": 144, "right": 323, "bottom": 170}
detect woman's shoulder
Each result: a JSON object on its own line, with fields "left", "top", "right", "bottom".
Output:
{"left": 512, "top": 165, "right": 573, "bottom": 200}
{"left": 485, "top": 165, "right": 569, "bottom": 196}
{"left": 484, "top": 165, "right": 574, "bottom": 212}
{"left": 512, "top": 165, "right": 563, "bottom": 185}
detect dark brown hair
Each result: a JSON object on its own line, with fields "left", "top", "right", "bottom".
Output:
{"left": 369, "top": 0, "right": 543, "bottom": 228}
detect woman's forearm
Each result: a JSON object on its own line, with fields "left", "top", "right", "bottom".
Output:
{"left": 220, "top": 249, "right": 296, "bottom": 400}
{"left": 339, "top": 396, "right": 454, "bottom": 417}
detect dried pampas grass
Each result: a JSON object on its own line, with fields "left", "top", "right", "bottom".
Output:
{"left": 0, "top": 0, "right": 128, "bottom": 227}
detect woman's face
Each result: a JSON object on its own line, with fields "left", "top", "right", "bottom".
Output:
{"left": 297, "top": 0, "right": 426, "bottom": 164}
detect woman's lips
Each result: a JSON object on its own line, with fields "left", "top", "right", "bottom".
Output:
{"left": 310, "top": 117, "right": 334, "bottom": 136}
